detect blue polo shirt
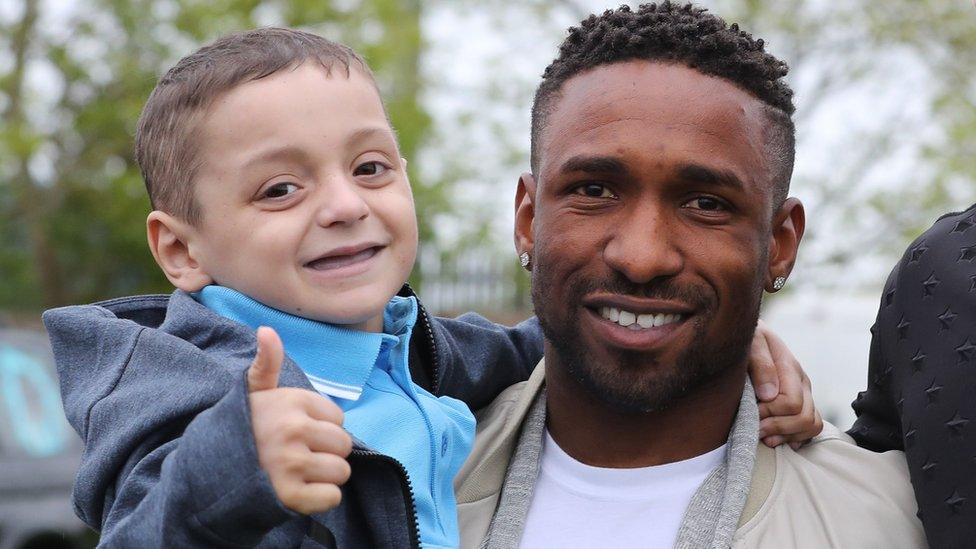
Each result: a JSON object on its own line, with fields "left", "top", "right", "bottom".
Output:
{"left": 195, "top": 285, "right": 475, "bottom": 549}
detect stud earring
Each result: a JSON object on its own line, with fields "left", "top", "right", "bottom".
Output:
{"left": 772, "top": 276, "right": 787, "bottom": 291}
{"left": 519, "top": 252, "right": 531, "bottom": 270}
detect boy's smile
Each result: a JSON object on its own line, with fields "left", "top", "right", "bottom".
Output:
{"left": 156, "top": 64, "right": 417, "bottom": 331}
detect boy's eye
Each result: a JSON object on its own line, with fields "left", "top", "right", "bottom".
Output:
{"left": 574, "top": 183, "right": 616, "bottom": 199}
{"left": 353, "top": 161, "right": 389, "bottom": 177}
{"left": 262, "top": 182, "right": 299, "bottom": 199}
{"left": 683, "top": 196, "right": 726, "bottom": 212}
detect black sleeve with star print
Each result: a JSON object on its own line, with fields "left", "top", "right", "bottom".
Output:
{"left": 849, "top": 203, "right": 976, "bottom": 548}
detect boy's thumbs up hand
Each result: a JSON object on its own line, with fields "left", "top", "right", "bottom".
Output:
{"left": 247, "top": 327, "right": 353, "bottom": 515}
{"left": 248, "top": 327, "right": 284, "bottom": 392}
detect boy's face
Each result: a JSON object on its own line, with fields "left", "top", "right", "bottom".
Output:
{"left": 183, "top": 64, "right": 417, "bottom": 331}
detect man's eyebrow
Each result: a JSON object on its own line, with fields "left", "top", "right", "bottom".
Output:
{"left": 558, "top": 155, "right": 630, "bottom": 176}
{"left": 676, "top": 163, "right": 746, "bottom": 192}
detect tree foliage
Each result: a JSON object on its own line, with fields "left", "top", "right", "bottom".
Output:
{"left": 1, "top": 0, "right": 974, "bottom": 313}
{"left": 0, "top": 0, "right": 432, "bottom": 310}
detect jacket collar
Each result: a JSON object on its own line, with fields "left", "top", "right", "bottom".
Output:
{"left": 456, "top": 363, "right": 776, "bottom": 532}
{"left": 95, "top": 284, "right": 441, "bottom": 395}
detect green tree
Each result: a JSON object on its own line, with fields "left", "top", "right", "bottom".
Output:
{"left": 0, "top": 0, "right": 436, "bottom": 310}
{"left": 440, "top": 0, "right": 976, "bottom": 293}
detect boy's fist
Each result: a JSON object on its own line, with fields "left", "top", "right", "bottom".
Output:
{"left": 247, "top": 327, "right": 353, "bottom": 515}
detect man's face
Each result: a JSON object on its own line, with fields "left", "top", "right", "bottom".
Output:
{"left": 185, "top": 64, "right": 418, "bottom": 331}
{"left": 522, "top": 61, "right": 793, "bottom": 413}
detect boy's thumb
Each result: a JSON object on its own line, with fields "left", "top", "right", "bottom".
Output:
{"left": 248, "top": 326, "right": 284, "bottom": 393}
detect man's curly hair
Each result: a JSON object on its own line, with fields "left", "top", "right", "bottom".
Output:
{"left": 531, "top": 2, "right": 796, "bottom": 208}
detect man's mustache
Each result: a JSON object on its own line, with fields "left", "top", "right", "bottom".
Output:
{"left": 568, "top": 273, "right": 714, "bottom": 310}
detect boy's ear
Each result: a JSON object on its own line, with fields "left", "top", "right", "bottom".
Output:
{"left": 765, "top": 197, "right": 805, "bottom": 291}
{"left": 146, "top": 211, "right": 213, "bottom": 292}
{"left": 514, "top": 172, "right": 537, "bottom": 259}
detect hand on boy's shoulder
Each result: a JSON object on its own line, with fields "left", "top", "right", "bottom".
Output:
{"left": 247, "top": 327, "right": 353, "bottom": 515}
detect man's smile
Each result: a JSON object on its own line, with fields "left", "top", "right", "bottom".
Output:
{"left": 597, "top": 307, "right": 684, "bottom": 329}
{"left": 582, "top": 305, "right": 693, "bottom": 352}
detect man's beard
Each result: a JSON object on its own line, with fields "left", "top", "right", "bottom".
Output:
{"left": 532, "top": 262, "right": 762, "bottom": 415}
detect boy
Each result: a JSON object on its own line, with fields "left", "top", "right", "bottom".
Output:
{"left": 43, "top": 28, "right": 817, "bottom": 548}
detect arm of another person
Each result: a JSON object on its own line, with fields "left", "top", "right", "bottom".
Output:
{"left": 849, "top": 206, "right": 976, "bottom": 547}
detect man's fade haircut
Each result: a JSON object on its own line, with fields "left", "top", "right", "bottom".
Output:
{"left": 135, "top": 27, "right": 373, "bottom": 224}
{"left": 531, "top": 2, "right": 796, "bottom": 209}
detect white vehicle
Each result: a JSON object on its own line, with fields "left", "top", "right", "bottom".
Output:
{"left": 0, "top": 329, "right": 91, "bottom": 549}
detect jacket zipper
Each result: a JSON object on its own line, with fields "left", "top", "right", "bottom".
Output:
{"left": 351, "top": 448, "right": 422, "bottom": 549}
{"left": 386, "top": 283, "right": 446, "bottom": 546}
{"left": 415, "top": 303, "right": 441, "bottom": 394}
{"left": 401, "top": 283, "right": 441, "bottom": 395}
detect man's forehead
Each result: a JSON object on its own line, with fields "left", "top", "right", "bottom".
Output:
{"left": 553, "top": 61, "right": 764, "bottom": 124}
{"left": 538, "top": 60, "right": 770, "bottom": 188}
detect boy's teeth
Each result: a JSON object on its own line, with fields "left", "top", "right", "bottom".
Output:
{"left": 598, "top": 307, "right": 682, "bottom": 330}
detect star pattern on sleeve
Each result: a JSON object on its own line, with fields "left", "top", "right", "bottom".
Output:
{"left": 848, "top": 205, "right": 976, "bottom": 547}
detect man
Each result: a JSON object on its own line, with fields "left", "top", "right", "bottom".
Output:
{"left": 455, "top": 3, "right": 926, "bottom": 548}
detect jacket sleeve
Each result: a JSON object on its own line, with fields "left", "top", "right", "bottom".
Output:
{"left": 848, "top": 206, "right": 976, "bottom": 548}
{"left": 848, "top": 262, "right": 903, "bottom": 452}
{"left": 43, "top": 307, "right": 300, "bottom": 547}
{"left": 427, "top": 313, "right": 544, "bottom": 411}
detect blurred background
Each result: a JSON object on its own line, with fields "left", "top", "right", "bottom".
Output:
{"left": 0, "top": 0, "right": 974, "bottom": 544}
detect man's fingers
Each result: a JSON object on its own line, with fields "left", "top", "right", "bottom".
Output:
{"left": 248, "top": 326, "right": 284, "bottom": 393}
{"left": 748, "top": 320, "right": 779, "bottom": 401}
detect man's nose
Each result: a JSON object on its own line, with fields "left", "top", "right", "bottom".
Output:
{"left": 314, "top": 177, "right": 370, "bottom": 228}
{"left": 602, "top": 206, "right": 683, "bottom": 284}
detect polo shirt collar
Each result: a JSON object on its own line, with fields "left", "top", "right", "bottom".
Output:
{"left": 194, "top": 285, "right": 417, "bottom": 401}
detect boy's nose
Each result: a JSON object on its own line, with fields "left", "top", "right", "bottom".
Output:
{"left": 315, "top": 179, "right": 370, "bottom": 227}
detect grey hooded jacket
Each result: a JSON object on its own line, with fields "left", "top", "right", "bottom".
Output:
{"left": 42, "top": 286, "right": 544, "bottom": 548}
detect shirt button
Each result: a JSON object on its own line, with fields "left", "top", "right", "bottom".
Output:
{"left": 441, "top": 433, "right": 449, "bottom": 457}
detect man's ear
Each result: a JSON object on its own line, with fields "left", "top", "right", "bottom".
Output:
{"left": 514, "top": 172, "right": 538, "bottom": 260}
{"left": 765, "top": 197, "right": 805, "bottom": 291}
{"left": 146, "top": 211, "right": 213, "bottom": 292}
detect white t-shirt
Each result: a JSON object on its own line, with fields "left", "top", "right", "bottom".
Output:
{"left": 519, "top": 430, "right": 727, "bottom": 549}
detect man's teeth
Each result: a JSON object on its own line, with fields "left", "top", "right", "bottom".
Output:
{"left": 599, "top": 307, "right": 682, "bottom": 330}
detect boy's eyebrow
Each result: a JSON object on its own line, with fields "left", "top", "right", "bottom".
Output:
{"left": 242, "top": 145, "right": 311, "bottom": 170}
{"left": 347, "top": 126, "right": 398, "bottom": 147}
{"left": 241, "top": 127, "right": 398, "bottom": 170}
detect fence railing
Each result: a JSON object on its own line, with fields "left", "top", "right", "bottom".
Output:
{"left": 415, "top": 246, "right": 529, "bottom": 316}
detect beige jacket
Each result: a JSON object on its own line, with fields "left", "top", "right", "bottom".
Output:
{"left": 455, "top": 364, "right": 927, "bottom": 548}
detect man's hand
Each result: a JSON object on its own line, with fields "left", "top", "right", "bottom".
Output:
{"left": 747, "top": 320, "right": 824, "bottom": 450}
{"left": 248, "top": 327, "right": 353, "bottom": 514}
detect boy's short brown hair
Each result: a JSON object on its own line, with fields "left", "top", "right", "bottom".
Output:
{"left": 135, "top": 27, "right": 372, "bottom": 224}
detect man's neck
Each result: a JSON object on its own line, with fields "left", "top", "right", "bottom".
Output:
{"left": 544, "top": 357, "right": 747, "bottom": 469}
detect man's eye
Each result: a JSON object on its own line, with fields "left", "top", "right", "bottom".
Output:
{"left": 575, "top": 183, "right": 616, "bottom": 198}
{"left": 684, "top": 196, "right": 726, "bottom": 211}
{"left": 353, "top": 161, "right": 389, "bottom": 177}
{"left": 262, "top": 182, "right": 299, "bottom": 199}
